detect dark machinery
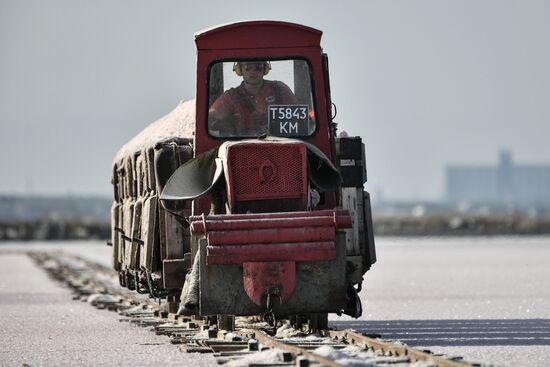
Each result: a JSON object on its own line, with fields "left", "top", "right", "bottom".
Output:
{"left": 110, "top": 21, "right": 375, "bottom": 328}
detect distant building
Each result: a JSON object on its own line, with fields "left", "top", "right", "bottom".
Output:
{"left": 446, "top": 151, "right": 550, "bottom": 206}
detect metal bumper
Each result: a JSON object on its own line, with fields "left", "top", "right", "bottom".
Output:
{"left": 190, "top": 210, "right": 350, "bottom": 316}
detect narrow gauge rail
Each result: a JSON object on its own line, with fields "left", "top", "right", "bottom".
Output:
{"left": 29, "top": 251, "right": 477, "bottom": 367}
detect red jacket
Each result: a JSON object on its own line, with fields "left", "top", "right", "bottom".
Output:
{"left": 209, "top": 80, "right": 297, "bottom": 135}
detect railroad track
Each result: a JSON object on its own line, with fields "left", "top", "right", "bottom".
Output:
{"left": 29, "top": 251, "right": 478, "bottom": 367}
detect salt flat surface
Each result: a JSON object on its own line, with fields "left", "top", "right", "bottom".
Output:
{"left": 0, "top": 240, "right": 114, "bottom": 267}
{"left": 330, "top": 236, "right": 550, "bottom": 367}
{"left": 2, "top": 237, "right": 550, "bottom": 366}
{"left": 0, "top": 251, "right": 216, "bottom": 367}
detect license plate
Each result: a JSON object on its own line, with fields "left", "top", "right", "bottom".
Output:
{"left": 268, "top": 105, "right": 309, "bottom": 137}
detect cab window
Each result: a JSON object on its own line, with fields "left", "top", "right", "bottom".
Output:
{"left": 207, "top": 59, "right": 316, "bottom": 138}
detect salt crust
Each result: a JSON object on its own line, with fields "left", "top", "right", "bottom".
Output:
{"left": 314, "top": 345, "right": 380, "bottom": 366}
{"left": 113, "top": 99, "right": 196, "bottom": 164}
{"left": 225, "top": 348, "right": 283, "bottom": 367}
{"left": 41, "top": 259, "right": 59, "bottom": 271}
{"left": 87, "top": 293, "right": 122, "bottom": 305}
{"left": 127, "top": 305, "right": 148, "bottom": 313}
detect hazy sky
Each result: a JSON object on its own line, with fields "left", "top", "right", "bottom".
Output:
{"left": 1, "top": 0, "right": 549, "bottom": 200}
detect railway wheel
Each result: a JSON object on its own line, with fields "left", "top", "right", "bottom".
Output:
{"left": 308, "top": 313, "right": 328, "bottom": 332}
{"left": 217, "top": 314, "right": 235, "bottom": 331}
{"left": 166, "top": 295, "right": 179, "bottom": 314}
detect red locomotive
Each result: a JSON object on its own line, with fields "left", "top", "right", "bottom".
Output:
{"left": 110, "top": 21, "right": 375, "bottom": 329}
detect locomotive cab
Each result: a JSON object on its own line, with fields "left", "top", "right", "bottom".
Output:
{"left": 111, "top": 21, "right": 375, "bottom": 326}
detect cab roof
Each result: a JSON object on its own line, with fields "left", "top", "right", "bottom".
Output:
{"left": 195, "top": 20, "right": 322, "bottom": 50}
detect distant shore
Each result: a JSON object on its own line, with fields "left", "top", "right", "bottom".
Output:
{"left": 2, "top": 214, "right": 550, "bottom": 241}
{"left": 0, "top": 219, "right": 110, "bottom": 241}
{"left": 374, "top": 215, "right": 550, "bottom": 236}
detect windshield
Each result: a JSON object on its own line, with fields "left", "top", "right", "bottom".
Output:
{"left": 207, "top": 59, "right": 316, "bottom": 138}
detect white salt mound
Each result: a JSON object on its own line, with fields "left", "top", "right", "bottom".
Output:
{"left": 113, "top": 99, "right": 196, "bottom": 163}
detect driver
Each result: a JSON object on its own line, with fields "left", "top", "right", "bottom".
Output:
{"left": 209, "top": 61, "right": 298, "bottom": 136}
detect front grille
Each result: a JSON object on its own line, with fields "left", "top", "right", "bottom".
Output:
{"left": 226, "top": 143, "right": 308, "bottom": 203}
